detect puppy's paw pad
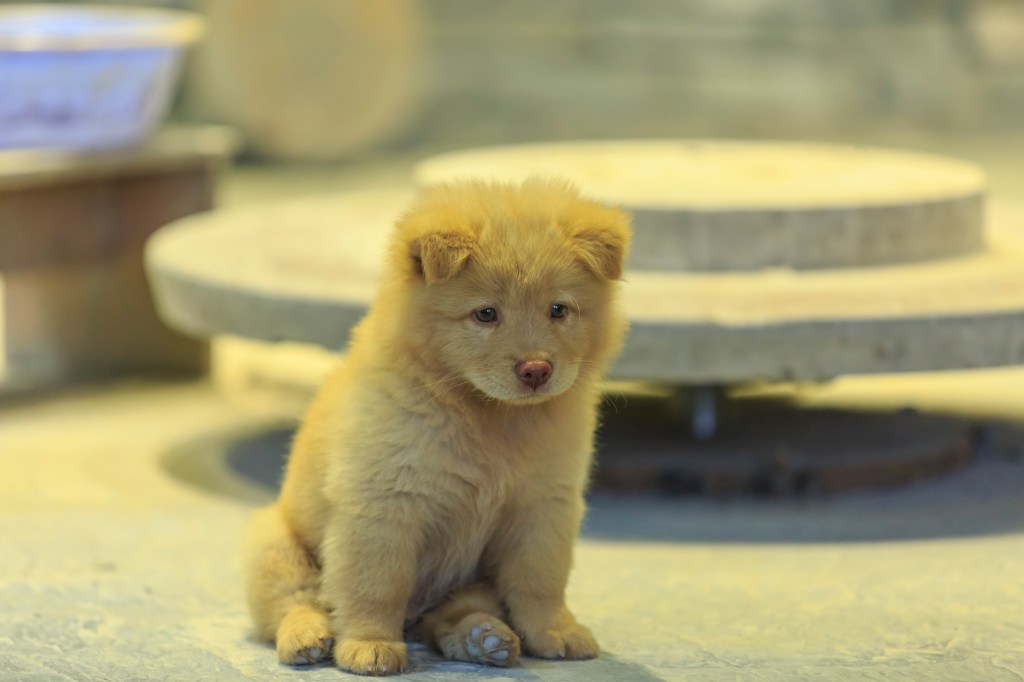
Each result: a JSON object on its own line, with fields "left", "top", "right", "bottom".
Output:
{"left": 524, "top": 622, "right": 599, "bottom": 660}
{"left": 459, "top": 614, "right": 520, "bottom": 667}
{"left": 334, "top": 638, "right": 407, "bottom": 676}
{"left": 284, "top": 638, "right": 332, "bottom": 666}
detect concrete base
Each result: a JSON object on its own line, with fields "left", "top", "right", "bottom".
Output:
{"left": 163, "top": 400, "right": 991, "bottom": 500}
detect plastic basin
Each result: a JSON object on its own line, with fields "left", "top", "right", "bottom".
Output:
{"left": 0, "top": 4, "right": 204, "bottom": 150}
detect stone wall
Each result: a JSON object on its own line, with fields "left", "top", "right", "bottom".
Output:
{"left": 409, "top": 0, "right": 1024, "bottom": 148}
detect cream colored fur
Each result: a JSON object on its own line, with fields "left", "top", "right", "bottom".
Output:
{"left": 242, "top": 178, "right": 632, "bottom": 675}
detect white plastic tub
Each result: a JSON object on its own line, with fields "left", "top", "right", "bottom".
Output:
{"left": 0, "top": 5, "right": 204, "bottom": 150}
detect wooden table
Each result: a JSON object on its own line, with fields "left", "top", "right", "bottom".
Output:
{"left": 0, "top": 126, "right": 238, "bottom": 391}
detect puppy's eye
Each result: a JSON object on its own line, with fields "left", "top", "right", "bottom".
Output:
{"left": 550, "top": 303, "right": 567, "bottom": 319}
{"left": 473, "top": 307, "right": 498, "bottom": 323}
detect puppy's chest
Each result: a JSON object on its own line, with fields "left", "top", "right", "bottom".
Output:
{"left": 406, "top": 467, "right": 508, "bottom": 616}
{"left": 420, "top": 462, "right": 508, "bottom": 559}
{"left": 402, "top": 411, "right": 550, "bottom": 598}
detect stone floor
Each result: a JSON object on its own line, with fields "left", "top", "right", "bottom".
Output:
{"left": 2, "top": 374, "right": 1024, "bottom": 682}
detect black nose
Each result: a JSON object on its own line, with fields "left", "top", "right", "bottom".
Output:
{"left": 516, "top": 360, "right": 552, "bottom": 389}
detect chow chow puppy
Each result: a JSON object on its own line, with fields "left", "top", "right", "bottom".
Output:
{"left": 243, "top": 178, "right": 631, "bottom": 675}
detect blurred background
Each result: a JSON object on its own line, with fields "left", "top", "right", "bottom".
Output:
{"left": 3, "top": 2, "right": 1024, "bottom": 679}
{"left": 177, "top": 0, "right": 1024, "bottom": 152}
{"left": 8, "top": 0, "right": 1024, "bottom": 154}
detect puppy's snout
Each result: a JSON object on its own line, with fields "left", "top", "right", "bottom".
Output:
{"left": 516, "top": 360, "right": 552, "bottom": 389}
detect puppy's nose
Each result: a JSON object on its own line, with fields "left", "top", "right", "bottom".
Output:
{"left": 516, "top": 360, "right": 552, "bottom": 389}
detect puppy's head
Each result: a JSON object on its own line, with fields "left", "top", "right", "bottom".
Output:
{"left": 387, "top": 178, "right": 631, "bottom": 404}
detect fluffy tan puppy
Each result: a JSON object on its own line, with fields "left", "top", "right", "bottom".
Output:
{"left": 243, "top": 178, "right": 631, "bottom": 676}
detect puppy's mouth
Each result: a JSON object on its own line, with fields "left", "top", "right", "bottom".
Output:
{"left": 474, "top": 383, "right": 558, "bottom": 404}
{"left": 507, "top": 384, "right": 556, "bottom": 403}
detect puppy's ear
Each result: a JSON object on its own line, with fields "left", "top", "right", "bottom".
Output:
{"left": 566, "top": 203, "right": 632, "bottom": 280}
{"left": 409, "top": 230, "right": 475, "bottom": 283}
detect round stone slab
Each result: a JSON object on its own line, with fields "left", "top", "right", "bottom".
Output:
{"left": 414, "top": 140, "right": 987, "bottom": 272}
{"left": 146, "top": 193, "right": 1024, "bottom": 384}
{"left": 147, "top": 191, "right": 407, "bottom": 350}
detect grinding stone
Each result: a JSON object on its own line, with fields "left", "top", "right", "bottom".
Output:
{"left": 415, "top": 140, "right": 987, "bottom": 271}
{"left": 145, "top": 192, "right": 1024, "bottom": 384}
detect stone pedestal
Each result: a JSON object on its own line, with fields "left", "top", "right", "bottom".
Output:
{"left": 0, "top": 126, "right": 238, "bottom": 390}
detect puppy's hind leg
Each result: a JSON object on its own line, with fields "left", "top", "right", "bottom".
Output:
{"left": 420, "top": 583, "right": 521, "bottom": 667}
{"left": 243, "top": 504, "right": 332, "bottom": 665}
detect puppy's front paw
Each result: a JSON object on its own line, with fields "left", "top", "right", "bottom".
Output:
{"left": 522, "top": 622, "right": 599, "bottom": 660}
{"left": 334, "top": 638, "right": 408, "bottom": 676}
{"left": 276, "top": 606, "right": 333, "bottom": 665}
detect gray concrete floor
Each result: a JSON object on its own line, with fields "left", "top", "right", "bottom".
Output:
{"left": 2, "top": 379, "right": 1024, "bottom": 681}
{"left": 4, "top": 136, "right": 1024, "bottom": 681}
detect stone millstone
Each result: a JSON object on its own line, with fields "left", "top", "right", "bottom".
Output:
{"left": 414, "top": 140, "right": 986, "bottom": 271}
{"left": 146, "top": 192, "right": 1024, "bottom": 384}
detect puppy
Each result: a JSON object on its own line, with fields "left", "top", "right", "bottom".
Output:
{"left": 243, "top": 178, "right": 631, "bottom": 675}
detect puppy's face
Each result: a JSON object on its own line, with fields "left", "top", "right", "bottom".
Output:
{"left": 389, "top": 179, "right": 631, "bottom": 404}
